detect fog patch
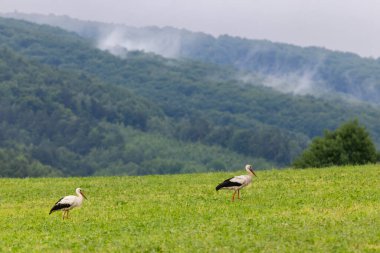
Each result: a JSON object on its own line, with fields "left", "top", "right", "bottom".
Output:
{"left": 96, "top": 27, "right": 182, "bottom": 58}
{"left": 262, "top": 72, "right": 323, "bottom": 95}
{"left": 240, "top": 70, "right": 329, "bottom": 96}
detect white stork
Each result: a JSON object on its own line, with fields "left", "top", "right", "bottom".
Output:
{"left": 216, "top": 164, "right": 257, "bottom": 201}
{"left": 49, "top": 188, "right": 87, "bottom": 219}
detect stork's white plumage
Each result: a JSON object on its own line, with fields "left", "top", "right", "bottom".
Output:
{"left": 216, "top": 164, "right": 257, "bottom": 201}
{"left": 49, "top": 188, "right": 87, "bottom": 219}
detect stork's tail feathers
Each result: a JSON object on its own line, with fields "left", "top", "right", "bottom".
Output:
{"left": 49, "top": 205, "right": 60, "bottom": 215}
{"left": 216, "top": 177, "right": 242, "bottom": 191}
{"left": 216, "top": 184, "right": 223, "bottom": 191}
{"left": 49, "top": 200, "right": 71, "bottom": 215}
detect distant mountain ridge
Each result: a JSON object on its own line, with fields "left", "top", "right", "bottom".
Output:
{"left": 3, "top": 12, "right": 380, "bottom": 105}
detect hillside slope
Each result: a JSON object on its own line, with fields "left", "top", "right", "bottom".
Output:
{"left": 0, "top": 47, "right": 264, "bottom": 177}
{"left": 1, "top": 17, "right": 380, "bottom": 177}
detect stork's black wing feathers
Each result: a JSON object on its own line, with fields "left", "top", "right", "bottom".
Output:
{"left": 216, "top": 177, "right": 242, "bottom": 191}
{"left": 49, "top": 197, "right": 71, "bottom": 214}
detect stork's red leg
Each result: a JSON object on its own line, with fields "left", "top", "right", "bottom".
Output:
{"left": 238, "top": 190, "right": 240, "bottom": 199}
{"left": 232, "top": 191, "right": 236, "bottom": 201}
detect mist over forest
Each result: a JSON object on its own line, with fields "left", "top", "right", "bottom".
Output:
{"left": 5, "top": 12, "right": 380, "bottom": 104}
{"left": 1, "top": 13, "right": 380, "bottom": 177}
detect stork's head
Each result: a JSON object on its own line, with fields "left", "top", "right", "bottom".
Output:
{"left": 245, "top": 164, "right": 257, "bottom": 177}
{"left": 76, "top": 188, "right": 87, "bottom": 200}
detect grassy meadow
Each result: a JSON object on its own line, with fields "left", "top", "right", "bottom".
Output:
{"left": 0, "top": 165, "right": 379, "bottom": 252}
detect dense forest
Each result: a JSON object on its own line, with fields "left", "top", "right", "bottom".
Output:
{"left": 0, "top": 47, "right": 265, "bottom": 177}
{"left": 0, "top": 16, "right": 380, "bottom": 177}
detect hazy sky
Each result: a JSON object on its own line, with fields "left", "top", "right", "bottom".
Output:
{"left": 2, "top": 0, "right": 380, "bottom": 58}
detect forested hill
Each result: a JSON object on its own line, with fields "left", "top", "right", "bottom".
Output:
{"left": 3, "top": 12, "right": 380, "bottom": 105}
{"left": 0, "top": 46, "right": 265, "bottom": 177}
{"left": 1, "top": 17, "right": 380, "bottom": 177}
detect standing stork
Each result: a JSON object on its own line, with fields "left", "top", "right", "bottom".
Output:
{"left": 216, "top": 164, "right": 257, "bottom": 201}
{"left": 49, "top": 188, "right": 87, "bottom": 219}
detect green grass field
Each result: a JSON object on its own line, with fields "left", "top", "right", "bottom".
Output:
{"left": 0, "top": 165, "right": 379, "bottom": 252}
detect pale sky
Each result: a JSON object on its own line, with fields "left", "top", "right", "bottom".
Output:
{"left": 2, "top": 0, "right": 380, "bottom": 58}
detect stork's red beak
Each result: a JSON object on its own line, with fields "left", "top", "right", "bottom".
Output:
{"left": 81, "top": 191, "right": 87, "bottom": 200}
{"left": 251, "top": 169, "right": 257, "bottom": 177}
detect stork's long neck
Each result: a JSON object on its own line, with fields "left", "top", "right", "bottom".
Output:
{"left": 76, "top": 189, "right": 83, "bottom": 199}
{"left": 76, "top": 192, "right": 84, "bottom": 206}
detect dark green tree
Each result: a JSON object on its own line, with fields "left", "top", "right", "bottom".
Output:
{"left": 293, "top": 120, "right": 377, "bottom": 168}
